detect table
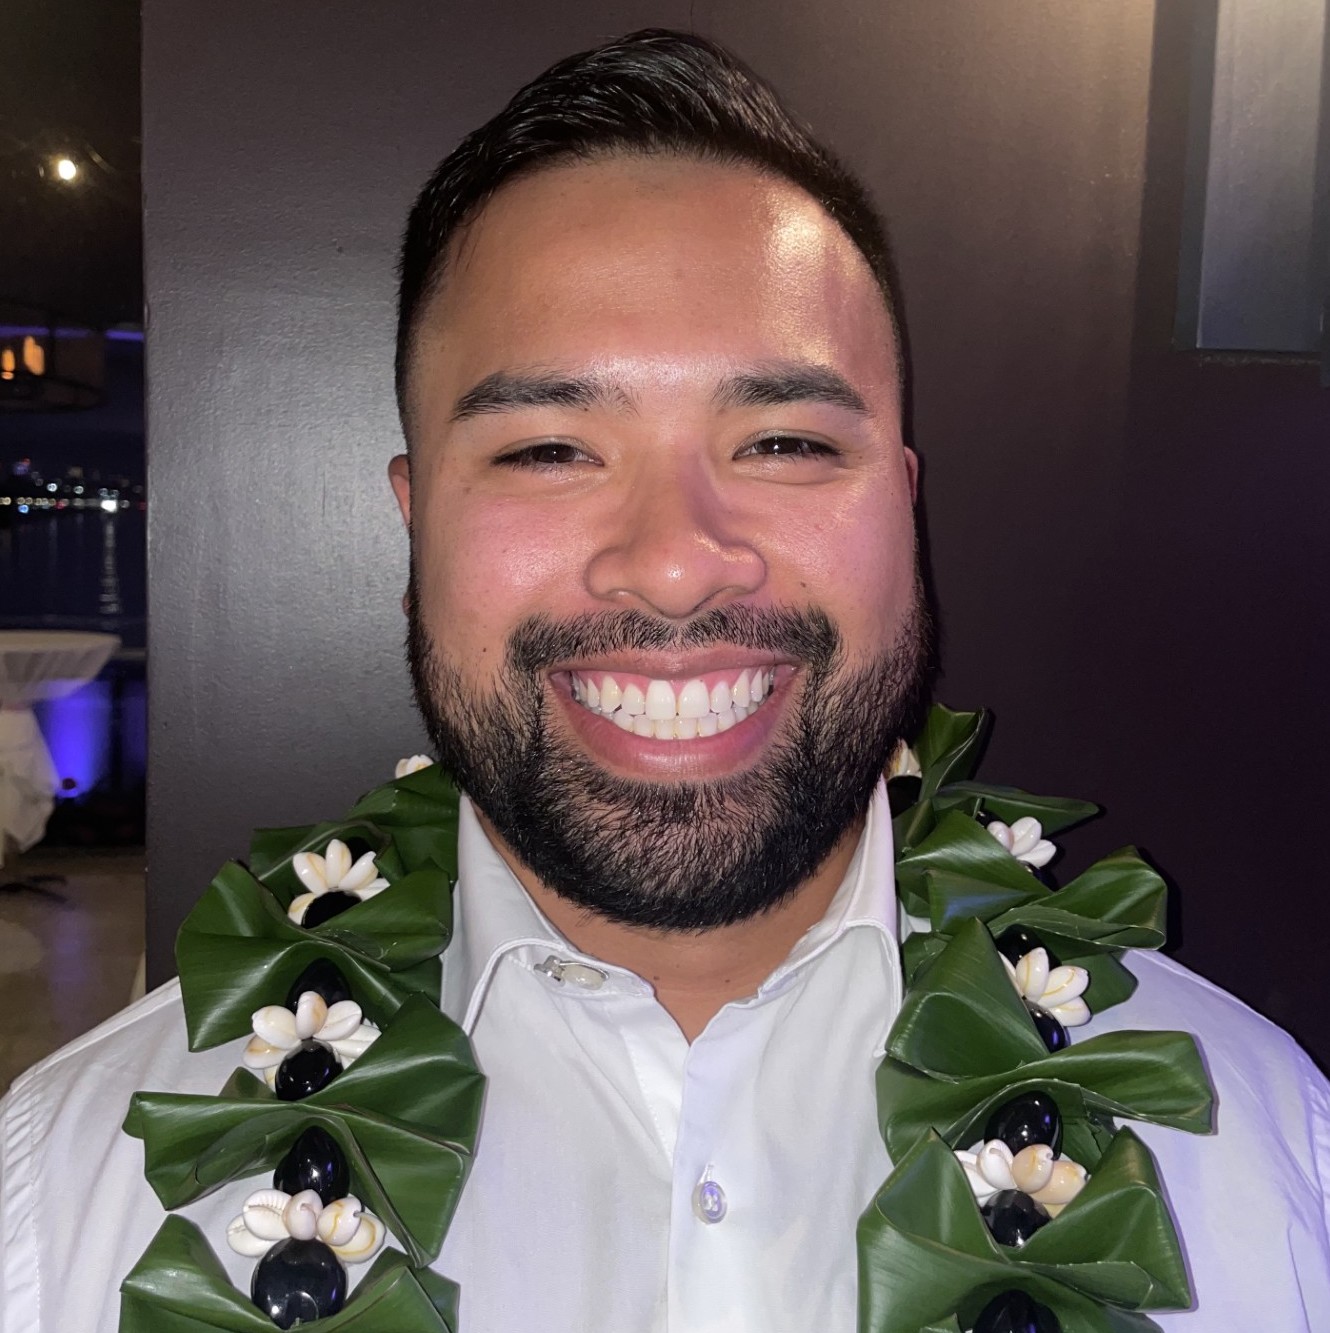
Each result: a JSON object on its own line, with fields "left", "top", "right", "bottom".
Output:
{"left": 0, "top": 631, "right": 120, "bottom": 866}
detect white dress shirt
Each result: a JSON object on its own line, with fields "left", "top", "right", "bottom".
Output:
{"left": 2, "top": 783, "right": 1328, "bottom": 1331}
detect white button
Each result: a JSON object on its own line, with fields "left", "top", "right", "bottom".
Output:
{"left": 691, "top": 1171, "right": 727, "bottom": 1224}
{"left": 561, "top": 963, "right": 607, "bottom": 990}
{"left": 533, "top": 956, "right": 607, "bottom": 990}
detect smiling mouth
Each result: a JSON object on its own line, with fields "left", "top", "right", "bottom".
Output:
{"left": 567, "top": 666, "right": 779, "bottom": 741}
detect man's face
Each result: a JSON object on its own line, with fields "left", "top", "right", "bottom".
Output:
{"left": 391, "top": 155, "right": 932, "bottom": 930}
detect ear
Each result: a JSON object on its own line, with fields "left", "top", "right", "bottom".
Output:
{"left": 388, "top": 453, "right": 412, "bottom": 527}
{"left": 903, "top": 446, "right": 920, "bottom": 505}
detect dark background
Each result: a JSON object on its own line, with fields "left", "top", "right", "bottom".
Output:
{"left": 139, "top": 2, "right": 1330, "bottom": 1067}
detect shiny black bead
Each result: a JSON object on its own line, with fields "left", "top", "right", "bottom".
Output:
{"left": 273, "top": 1126, "right": 349, "bottom": 1204}
{"left": 301, "top": 890, "right": 360, "bottom": 928}
{"left": 251, "top": 1237, "right": 347, "bottom": 1329}
{"left": 284, "top": 959, "right": 352, "bottom": 1011}
{"left": 981, "top": 1190, "right": 1052, "bottom": 1248}
{"left": 993, "top": 926, "right": 1060, "bottom": 969}
{"left": 984, "top": 1091, "right": 1063, "bottom": 1157}
{"left": 973, "top": 1288, "right": 1062, "bottom": 1333}
{"left": 1026, "top": 1002, "right": 1069, "bottom": 1053}
{"left": 274, "top": 1040, "right": 341, "bottom": 1101}
{"left": 886, "top": 775, "right": 923, "bottom": 812}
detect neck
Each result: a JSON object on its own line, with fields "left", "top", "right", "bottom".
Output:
{"left": 477, "top": 813, "right": 865, "bottom": 1042}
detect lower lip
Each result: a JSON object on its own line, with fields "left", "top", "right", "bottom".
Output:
{"left": 552, "top": 670, "right": 791, "bottom": 778}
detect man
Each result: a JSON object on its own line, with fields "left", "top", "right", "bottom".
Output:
{"left": 2, "top": 29, "right": 1328, "bottom": 1333}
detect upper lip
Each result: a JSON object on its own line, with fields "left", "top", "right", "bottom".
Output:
{"left": 549, "top": 650, "right": 795, "bottom": 678}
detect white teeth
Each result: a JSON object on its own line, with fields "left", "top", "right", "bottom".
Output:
{"left": 572, "top": 667, "right": 778, "bottom": 737}
{"left": 732, "top": 671, "right": 751, "bottom": 708}
{"left": 678, "top": 679, "right": 710, "bottom": 719}
{"left": 644, "top": 679, "right": 676, "bottom": 721}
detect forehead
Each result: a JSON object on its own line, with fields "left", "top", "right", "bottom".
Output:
{"left": 409, "top": 156, "right": 899, "bottom": 421}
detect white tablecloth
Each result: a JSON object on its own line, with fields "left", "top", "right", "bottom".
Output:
{"left": 0, "top": 631, "right": 120, "bottom": 866}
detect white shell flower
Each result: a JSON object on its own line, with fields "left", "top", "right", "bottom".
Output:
{"left": 241, "top": 990, "right": 380, "bottom": 1088}
{"left": 395, "top": 753, "right": 434, "bottom": 778}
{"left": 956, "top": 1139, "right": 1089, "bottom": 1216}
{"left": 986, "top": 815, "right": 1056, "bottom": 868}
{"left": 227, "top": 1187, "right": 386, "bottom": 1264}
{"left": 287, "top": 838, "right": 389, "bottom": 925}
{"left": 887, "top": 742, "right": 922, "bottom": 780}
{"left": 1003, "top": 947, "right": 1092, "bottom": 1027}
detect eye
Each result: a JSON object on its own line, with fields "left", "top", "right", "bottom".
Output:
{"left": 735, "top": 434, "right": 841, "bottom": 461}
{"left": 493, "top": 441, "right": 599, "bottom": 469}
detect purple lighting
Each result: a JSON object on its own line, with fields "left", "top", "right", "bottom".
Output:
{"left": 33, "top": 682, "right": 113, "bottom": 798}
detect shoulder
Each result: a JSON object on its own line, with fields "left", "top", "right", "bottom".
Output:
{"left": 1115, "top": 948, "right": 1328, "bottom": 1113}
{"left": 0, "top": 980, "right": 240, "bottom": 1333}
{"left": 1099, "top": 951, "right": 1330, "bottom": 1328}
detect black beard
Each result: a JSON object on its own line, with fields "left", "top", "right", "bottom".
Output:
{"left": 407, "top": 583, "right": 936, "bottom": 932}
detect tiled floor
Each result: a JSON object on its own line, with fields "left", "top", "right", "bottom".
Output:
{"left": 0, "top": 846, "right": 145, "bottom": 1095}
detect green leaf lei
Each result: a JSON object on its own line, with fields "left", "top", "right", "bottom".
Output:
{"left": 119, "top": 705, "right": 1215, "bottom": 1331}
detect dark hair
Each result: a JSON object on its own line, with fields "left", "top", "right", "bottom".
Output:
{"left": 395, "top": 28, "right": 901, "bottom": 424}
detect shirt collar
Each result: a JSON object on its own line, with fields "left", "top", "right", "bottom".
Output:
{"left": 441, "top": 780, "right": 899, "bottom": 1034}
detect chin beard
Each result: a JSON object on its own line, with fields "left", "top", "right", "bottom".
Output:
{"left": 406, "top": 582, "right": 936, "bottom": 932}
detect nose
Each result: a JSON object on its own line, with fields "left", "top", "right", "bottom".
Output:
{"left": 584, "top": 466, "right": 766, "bottom": 619}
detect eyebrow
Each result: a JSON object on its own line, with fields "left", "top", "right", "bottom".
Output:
{"left": 448, "top": 359, "right": 871, "bottom": 423}
{"left": 712, "top": 362, "right": 871, "bottom": 417}
{"left": 450, "top": 370, "right": 634, "bottom": 423}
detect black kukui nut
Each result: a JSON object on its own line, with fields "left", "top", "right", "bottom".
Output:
{"left": 300, "top": 890, "right": 361, "bottom": 929}
{"left": 981, "top": 1190, "right": 1052, "bottom": 1248}
{"left": 251, "top": 1237, "right": 347, "bottom": 1329}
{"left": 993, "top": 926, "right": 1060, "bottom": 969}
{"left": 984, "top": 1091, "right": 1063, "bottom": 1158}
{"left": 973, "top": 1288, "right": 1062, "bottom": 1333}
{"left": 886, "top": 774, "right": 923, "bottom": 812}
{"left": 284, "top": 958, "right": 353, "bottom": 1011}
{"left": 274, "top": 1039, "right": 341, "bottom": 1102}
{"left": 1026, "top": 1002, "right": 1069, "bottom": 1054}
{"left": 273, "top": 1126, "right": 350, "bottom": 1205}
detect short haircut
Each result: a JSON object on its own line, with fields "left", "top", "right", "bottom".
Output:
{"left": 395, "top": 27, "right": 902, "bottom": 430}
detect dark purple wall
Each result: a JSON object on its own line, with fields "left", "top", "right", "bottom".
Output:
{"left": 143, "top": 2, "right": 1330, "bottom": 1067}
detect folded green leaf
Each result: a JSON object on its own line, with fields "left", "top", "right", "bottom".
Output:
{"left": 346, "top": 767, "right": 462, "bottom": 880}
{"left": 858, "top": 1132, "right": 1184, "bottom": 1333}
{"left": 896, "top": 812, "right": 1040, "bottom": 906}
{"left": 877, "top": 1029, "right": 1214, "bottom": 1161}
{"left": 176, "top": 862, "right": 449, "bottom": 1049}
{"left": 986, "top": 850, "right": 1167, "bottom": 954}
{"left": 914, "top": 706, "right": 988, "bottom": 798}
{"left": 926, "top": 869, "right": 1047, "bottom": 934}
{"left": 888, "top": 919, "right": 1049, "bottom": 1079}
{"left": 119, "top": 1217, "right": 457, "bottom": 1332}
{"left": 124, "top": 997, "right": 484, "bottom": 1266}
{"left": 931, "top": 781, "right": 1099, "bottom": 836}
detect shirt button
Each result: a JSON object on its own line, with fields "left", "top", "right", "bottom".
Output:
{"left": 691, "top": 1171, "right": 727, "bottom": 1224}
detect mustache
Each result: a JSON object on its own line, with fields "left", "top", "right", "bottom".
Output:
{"left": 504, "top": 605, "right": 841, "bottom": 675}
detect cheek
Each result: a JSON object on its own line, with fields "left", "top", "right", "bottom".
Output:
{"left": 764, "top": 485, "right": 916, "bottom": 648}
{"left": 413, "top": 488, "right": 592, "bottom": 666}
